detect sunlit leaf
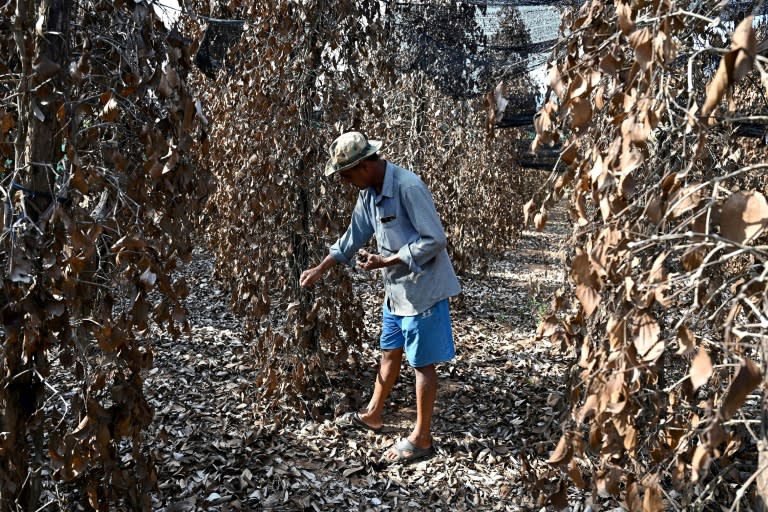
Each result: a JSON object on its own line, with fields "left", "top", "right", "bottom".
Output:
{"left": 616, "top": 3, "right": 634, "bottom": 35}
{"left": 632, "top": 312, "right": 662, "bottom": 362}
{"left": 548, "top": 434, "right": 571, "bottom": 464}
{"left": 676, "top": 325, "right": 696, "bottom": 355}
{"left": 575, "top": 284, "right": 600, "bottom": 316}
{"left": 719, "top": 191, "right": 768, "bottom": 244}
{"left": 689, "top": 349, "right": 712, "bottom": 391}
{"left": 720, "top": 359, "right": 762, "bottom": 420}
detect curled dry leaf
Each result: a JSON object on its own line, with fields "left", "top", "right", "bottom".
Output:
{"left": 561, "top": 144, "right": 578, "bottom": 166}
{"left": 537, "top": 313, "right": 560, "bottom": 338}
{"left": 569, "top": 96, "right": 592, "bottom": 128}
{"left": 632, "top": 311, "right": 663, "bottom": 362}
{"left": 691, "top": 444, "right": 711, "bottom": 483}
{"left": 100, "top": 93, "right": 121, "bottom": 122}
{"left": 568, "top": 74, "right": 589, "bottom": 100}
{"left": 595, "top": 467, "right": 622, "bottom": 498}
{"left": 575, "top": 192, "right": 589, "bottom": 226}
{"left": 668, "top": 184, "right": 703, "bottom": 218}
{"left": 589, "top": 154, "right": 604, "bottom": 182}
{"left": 548, "top": 64, "right": 565, "bottom": 98}
{"left": 642, "top": 477, "right": 665, "bottom": 511}
{"left": 535, "top": 101, "right": 557, "bottom": 138}
{"left": 33, "top": 55, "right": 62, "bottom": 80}
{"left": 702, "top": 17, "right": 756, "bottom": 117}
{"left": 649, "top": 251, "right": 667, "bottom": 282}
{"left": 607, "top": 315, "right": 626, "bottom": 351}
{"left": 719, "top": 358, "right": 762, "bottom": 420}
{"left": 719, "top": 190, "right": 768, "bottom": 244}
{"left": 522, "top": 199, "right": 535, "bottom": 226}
{"left": 571, "top": 251, "right": 599, "bottom": 288}
{"left": 653, "top": 31, "right": 676, "bottom": 64}
{"left": 629, "top": 28, "right": 653, "bottom": 70}
{"left": 577, "top": 394, "right": 598, "bottom": 423}
{"left": 616, "top": 2, "right": 634, "bottom": 35}
{"left": 619, "top": 148, "right": 647, "bottom": 174}
{"left": 575, "top": 284, "right": 600, "bottom": 316}
{"left": 689, "top": 348, "right": 713, "bottom": 391}
{"left": 547, "top": 434, "right": 571, "bottom": 465}
{"left": 599, "top": 52, "right": 621, "bottom": 75}
{"left": 676, "top": 325, "right": 696, "bottom": 355}
{"left": 680, "top": 246, "right": 705, "bottom": 271}
{"left": 599, "top": 194, "right": 612, "bottom": 221}
{"left": 731, "top": 15, "right": 757, "bottom": 82}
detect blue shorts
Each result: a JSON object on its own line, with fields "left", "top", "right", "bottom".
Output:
{"left": 380, "top": 299, "right": 455, "bottom": 368}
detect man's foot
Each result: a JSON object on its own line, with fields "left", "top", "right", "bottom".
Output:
{"left": 383, "top": 438, "right": 434, "bottom": 464}
{"left": 337, "top": 412, "right": 382, "bottom": 433}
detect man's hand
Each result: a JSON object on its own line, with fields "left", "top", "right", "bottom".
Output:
{"left": 300, "top": 266, "right": 324, "bottom": 288}
{"left": 356, "top": 249, "right": 401, "bottom": 271}
{"left": 300, "top": 255, "right": 337, "bottom": 288}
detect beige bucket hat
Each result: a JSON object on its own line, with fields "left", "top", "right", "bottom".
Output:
{"left": 324, "top": 131, "right": 383, "bottom": 177}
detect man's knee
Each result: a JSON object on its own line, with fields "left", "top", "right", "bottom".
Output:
{"left": 382, "top": 347, "right": 404, "bottom": 360}
{"left": 413, "top": 364, "right": 436, "bottom": 376}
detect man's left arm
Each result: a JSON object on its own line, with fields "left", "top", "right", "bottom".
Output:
{"left": 356, "top": 248, "right": 402, "bottom": 271}
{"left": 395, "top": 184, "right": 448, "bottom": 273}
{"left": 357, "top": 184, "right": 447, "bottom": 273}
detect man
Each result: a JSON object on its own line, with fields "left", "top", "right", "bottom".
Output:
{"left": 300, "top": 131, "right": 461, "bottom": 464}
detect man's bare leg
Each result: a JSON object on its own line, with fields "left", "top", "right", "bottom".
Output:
{"left": 358, "top": 348, "right": 403, "bottom": 430}
{"left": 385, "top": 363, "right": 436, "bottom": 460}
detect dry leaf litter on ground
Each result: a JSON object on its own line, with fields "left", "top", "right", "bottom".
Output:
{"left": 139, "top": 206, "right": 600, "bottom": 511}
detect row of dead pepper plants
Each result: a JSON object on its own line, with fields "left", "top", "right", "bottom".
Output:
{"left": 191, "top": 0, "right": 539, "bottom": 429}
{"left": 0, "top": 1, "right": 538, "bottom": 508}
{"left": 1, "top": 1, "right": 209, "bottom": 510}
{"left": 16, "top": 0, "right": 766, "bottom": 509}
{"left": 527, "top": 1, "right": 768, "bottom": 509}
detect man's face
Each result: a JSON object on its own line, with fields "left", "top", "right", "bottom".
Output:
{"left": 338, "top": 163, "right": 367, "bottom": 189}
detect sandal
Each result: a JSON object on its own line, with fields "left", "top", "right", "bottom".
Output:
{"left": 384, "top": 438, "right": 434, "bottom": 464}
{"left": 337, "top": 412, "right": 382, "bottom": 433}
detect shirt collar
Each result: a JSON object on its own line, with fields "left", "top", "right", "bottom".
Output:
{"left": 374, "top": 161, "right": 394, "bottom": 205}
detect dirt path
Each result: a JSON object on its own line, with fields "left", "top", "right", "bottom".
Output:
{"left": 146, "top": 207, "right": 573, "bottom": 511}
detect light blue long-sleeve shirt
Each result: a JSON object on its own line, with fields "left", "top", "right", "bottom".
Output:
{"left": 329, "top": 162, "right": 461, "bottom": 316}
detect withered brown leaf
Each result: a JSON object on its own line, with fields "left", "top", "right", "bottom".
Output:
{"left": 719, "top": 190, "right": 768, "bottom": 244}
{"left": 719, "top": 358, "right": 762, "bottom": 420}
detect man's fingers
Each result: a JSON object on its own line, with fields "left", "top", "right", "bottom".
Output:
{"left": 300, "top": 270, "right": 315, "bottom": 287}
{"left": 357, "top": 255, "right": 380, "bottom": 271}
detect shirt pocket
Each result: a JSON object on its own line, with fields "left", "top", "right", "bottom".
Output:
{"left": 380, "top": 220, "right": 407, "bottom": 254}
{"left": 376, "top": 202, "right": 404, "bottom": 254}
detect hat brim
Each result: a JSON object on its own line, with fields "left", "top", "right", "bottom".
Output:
{"left": 324, "top": 140, "right": 383, "bottom": 177}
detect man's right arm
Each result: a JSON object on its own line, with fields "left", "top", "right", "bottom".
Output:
{"left": 301, "top": 194, "right": 374, "bottom": 288}
{"left": 299, "top": 254, "right": 337, "bottom": 288}
{"left": 329, "top": 193, "right": 374, "bottom": 266}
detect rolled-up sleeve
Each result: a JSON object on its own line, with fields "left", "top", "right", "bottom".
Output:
{"left": 330, "top": 193, "right": 374, "bottom": 267}
{"left": 397, "top": 185, "right": 448, "bottom": 273}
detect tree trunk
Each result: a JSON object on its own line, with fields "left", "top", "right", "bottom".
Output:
{"left": 22, "top": 0, "right": 69, "bottom": 218}
{"left": 294, "top": 3, "right": 325, "bottom": 352}
{"left": 2, "top": 1, "right": 69, "bottom": 510}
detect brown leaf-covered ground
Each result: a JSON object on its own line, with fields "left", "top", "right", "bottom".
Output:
{"left": 145, "top": 207, "right": 576, "bottom": 511}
